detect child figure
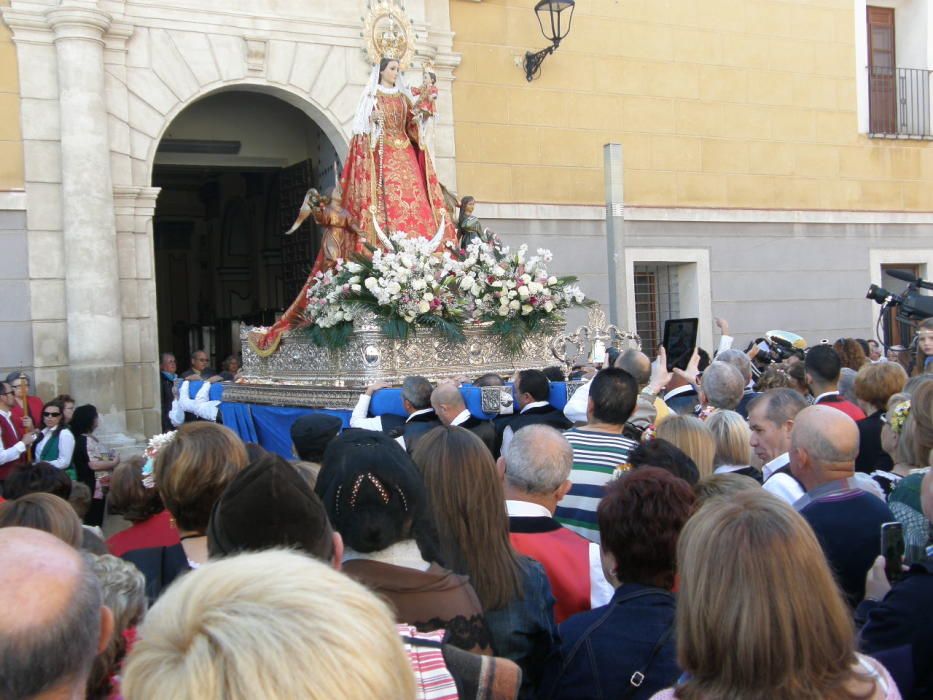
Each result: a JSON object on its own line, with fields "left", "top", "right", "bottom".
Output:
{"left": 412, "top": 68, "right": 438, "bottom": 160}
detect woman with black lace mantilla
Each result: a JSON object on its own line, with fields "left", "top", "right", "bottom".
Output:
{"left": 314, "top": 431, "right": 493, "bottom": 655}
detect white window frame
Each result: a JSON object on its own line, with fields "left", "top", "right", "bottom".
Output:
{"left": 623, "top": 248, "right": 713, "bottom": 353}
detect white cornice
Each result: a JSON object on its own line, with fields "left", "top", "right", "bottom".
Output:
{"left": 47, "top": 6, "right": 112, "bottom": 43}
{"left": 0, "top": 190, "right": 28, "bottom": 211}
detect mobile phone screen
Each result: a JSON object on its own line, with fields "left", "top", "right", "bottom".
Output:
{"left": 881, "top": 521, "right": 905, "bottom": 583}
{"left": 663, "top": 318, "right": 699, "bottom": 371}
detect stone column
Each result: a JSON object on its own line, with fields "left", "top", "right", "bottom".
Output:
{"left": 47, "top": 4, "right": 129, "bottom": 438}
{"left": 603, "top": 143, "right": 626, "bottom": 327}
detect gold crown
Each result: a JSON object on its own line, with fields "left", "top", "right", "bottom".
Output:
{"left": 377, "top": 19, "right": 405, "bottom": 60}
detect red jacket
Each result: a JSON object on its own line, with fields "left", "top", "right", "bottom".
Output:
{"left": 0, "top": 411, "right": 26, "bottom": 481}
{"left": 816, "top": 394, "right": 866, "bottom": 422}
{"left": 509, "top": 515, "right": 592, "bottom": 623}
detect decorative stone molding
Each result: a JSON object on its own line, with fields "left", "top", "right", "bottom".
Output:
{"left": 246, "top": 36, "right": 267, "bottom": 74}
{"left": 46, "top": 6, "right": 112, "bottom": 44}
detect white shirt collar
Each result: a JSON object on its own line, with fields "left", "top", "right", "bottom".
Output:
{"left": 505, "top": 500, "right": 552, "bottom": 518}
{"left": 814, "top": 391, "right": 839, "bottom": 403}
{"left": 663, "top": 385, "right": 695, "bottom": 401}
{"left": 714, "top": 464, "right": 751, "bottom": 474}
{"left": 520, "top": 400, "right": 550, "bottom": 414}
{"left": 450, "top": 409, "right": 471, "bottom": 426}
{"left": 762, "top": 452, "right": 790, "bottom": 480}
{"left": 406, "top": 407, "right": 433, "bottom": 423}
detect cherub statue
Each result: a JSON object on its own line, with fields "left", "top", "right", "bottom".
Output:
{"left": 284, "top": 183, "right": 367, "bottom": 270}
{"left": 412, "top": 68, "right": 438, "bottom": 158}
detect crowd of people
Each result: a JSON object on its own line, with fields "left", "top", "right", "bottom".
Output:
{"left": 1, "top": 316, "right": 932, "bottom": 699}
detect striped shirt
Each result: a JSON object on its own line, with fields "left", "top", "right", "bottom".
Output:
{"left": 555, "top": 427, "right": 639, "bottom": 543}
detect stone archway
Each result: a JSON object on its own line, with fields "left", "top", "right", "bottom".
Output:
{"left": 148, "top": 87, "right": 344, "bottom": 371}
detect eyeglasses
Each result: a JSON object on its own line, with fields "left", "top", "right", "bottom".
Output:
{"left": 43, "top": 411, "right": 61, "bottom": 417}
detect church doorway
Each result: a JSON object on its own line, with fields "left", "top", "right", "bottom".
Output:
{"left": 152, "top": 89, "right": 341, "bottom": 371}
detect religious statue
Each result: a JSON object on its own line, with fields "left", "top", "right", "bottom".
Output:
{"left": 457, "top": 196, "right": 501, "bottom": 252}
{"left": 411, "top": 67, "right": 438, "bottom": 159}
{"left": 252, "top": 33, "right": 457, "bottom": 354}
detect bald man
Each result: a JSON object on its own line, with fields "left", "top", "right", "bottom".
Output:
{"left": 0, "top": 527, "right": 113, "bottom": 699}
{"left": 431, "top": 383, "right": 496, "bottom": 455}
{"left": 789, "top": 406, "right": 894, "bottom": 607}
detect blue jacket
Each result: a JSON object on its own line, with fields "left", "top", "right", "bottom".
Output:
{"left": 538, "top": 583, "right": 679, "bottom": 700}
{"left": 484, "top": 557, "right": 558, "bottom": 699}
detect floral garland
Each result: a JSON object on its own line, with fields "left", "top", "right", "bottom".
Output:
{"left": 299, "top": 233, "right": 590, "bottom": 352}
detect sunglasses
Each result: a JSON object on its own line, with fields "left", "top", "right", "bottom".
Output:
{"left": 43, "top": 411, "right": 61, "bottom": 417}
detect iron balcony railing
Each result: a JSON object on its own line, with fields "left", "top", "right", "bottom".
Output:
{"left": 868, "top": 66, "right": 933, "bottom": 138}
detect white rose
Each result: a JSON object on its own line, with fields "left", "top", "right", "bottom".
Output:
{"left": 508, "top": 290, "right": 517, "bottom": 299}
{"left": 470, "top": 284, "right": 483, "bottom": 296}
{"left": 548, "top": 276, "right": 557, "bottom": 285}
{"left": 387, "top": 282, "right": 401, "bottom": 295}
{"left": 544, "top": 300, "right": 554, "bottom": 312}
{"left": 412, "top": 279, "right": 426, "bottom": 290}
{"left": 521, "top": 273, "right": 532, "bottom": 283}
{"left": 460, "top": 275, "right": 476, "bottom": 290}
{"left": 522, "top": 304, "right": 533, "bottom": 315}
{"left": 509, "top": 300, "right": 520, "bottom": 310}
{"left": 418, "top": 301, "right": 431, "bottom": 314}
{"left": 346, "top": 262, "right": 363, "bottom": 273}
{"left": 423, "top": 292, "right": 434, "bottom": 302}
{"left": 497, "top": 306, "right": 509, "bottom": 316}
{"left": 518, "top": 285, "right": 530, "bottom": 299}
{"left": 351, "top": 284, "right": 361, "bottom": 292}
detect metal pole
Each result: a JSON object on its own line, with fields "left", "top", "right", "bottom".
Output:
{"left": 603, "top": 144, "right": 626, "bottom": 327}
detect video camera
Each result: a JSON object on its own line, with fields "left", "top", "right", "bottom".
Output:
{"left": 866, "top": 269, "right": 933, "bottom": 322}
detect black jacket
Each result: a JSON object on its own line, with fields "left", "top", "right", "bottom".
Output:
{"left": 856, "top": 410, "right": 893, "bottom": 474}
{"left": 459, "top": 415, "right": 497, "bottom": 456}
{"left": 858, "top": 560, "right": 933, "bottom": 699}
{"left": 494, "top": 404, "right": 572, "bottom": 456}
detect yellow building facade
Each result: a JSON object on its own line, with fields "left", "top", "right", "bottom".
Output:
{"left": 0, "top": 0, "right": 23, "bottom": 191}
{"left": 451, "top": 0, "right": 933, "bottom": 212}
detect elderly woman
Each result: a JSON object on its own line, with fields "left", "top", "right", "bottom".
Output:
{"left": 539, "top": 468, "right": 695, "bottom": 700}
{"left": 123, "top": 422, "right": 247, "bottom": 602}
{"left": 855, "top": 362, "right": 909, "bottom": 473}
{"left": 651, "top": 490, "right": 899, "bottom": 700}
{"left": 315, "top": 431, "right": 490, "bottom": 654}
{"left": 705, "top": 410, "right": 761, "bottom": 482}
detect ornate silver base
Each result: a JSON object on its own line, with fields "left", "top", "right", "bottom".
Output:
{"left": 234, "top": 315, "right": 565, "bottom": 407}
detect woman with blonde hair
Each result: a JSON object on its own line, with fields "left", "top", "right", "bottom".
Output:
{"left": 413, "top": 425, "right": 557, "bottom": 696}
{"left": 124, "top": 422, "right": 248, "bottom": 602}
{"left": 122, "top": 550, "right": 416, "bottom": 700}
{"left": 705, "top": 410, "right": 760, "bottom": 482}
{"left": 656, "top": 415, "right": 716, "bottom": 479}
{"left": 650, "top": 490, "right": 900, "bottom": 700}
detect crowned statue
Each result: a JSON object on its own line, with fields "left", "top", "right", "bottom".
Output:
{"left": 253, "top": 11, "right": 458, "bottom": 354}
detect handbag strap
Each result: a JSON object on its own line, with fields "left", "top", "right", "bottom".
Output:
{"left": 619, "top": 621, "right": 675, "bottom": 699}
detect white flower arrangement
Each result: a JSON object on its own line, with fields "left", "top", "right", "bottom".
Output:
{"left": 300, "top": 232, "right": 589, "bottom": 351}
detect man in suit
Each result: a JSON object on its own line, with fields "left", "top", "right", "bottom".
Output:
{"left": 805, "top": 345, "right": 866, "bottom": 422}
{"left": 349, "top": 376, "right": 440, "bottom": 453}
{"left": 431, "top": 382, "right": 496, "bottom": 455}
{"left": 497, "top": 369, "right": 572, "bottom": 456}
{"left": 159, "top": 352, "right": 177, "bottom": 432}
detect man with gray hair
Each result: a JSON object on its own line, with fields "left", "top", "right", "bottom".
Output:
{"left": 747, "top": 388, "right": 809, "bottom": 504}
{"left": 717, "top": 348, "right": 758, "bottom": 417}
{"left": 789, "top": 405, "right": 894, "bottom": 607}
{"left": 0, "top": 527, "right": 114, "bottom": 700}
{"left": 349, "top": 375, "right": 440, "bottom": 452}
{"left": 697, "top": 361, "right": 745, "bottom": 414}
{"left": 498, "top": 425, "right": 613, "bottom": 622}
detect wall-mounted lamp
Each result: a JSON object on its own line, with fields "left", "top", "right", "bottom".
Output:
{"left": 523, "top": 0, "right": 575, "bottom": 82}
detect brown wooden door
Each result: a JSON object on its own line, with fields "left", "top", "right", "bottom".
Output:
{"left": 868, "top": 6, "right": 897, "bottom": 133}
{"left": 277, "top": 159, "right": 316, "bottom": 304}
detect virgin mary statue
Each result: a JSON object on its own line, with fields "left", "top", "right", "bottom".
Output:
{"left": 252, "top": 54, "right": 457, "bottom": 354}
